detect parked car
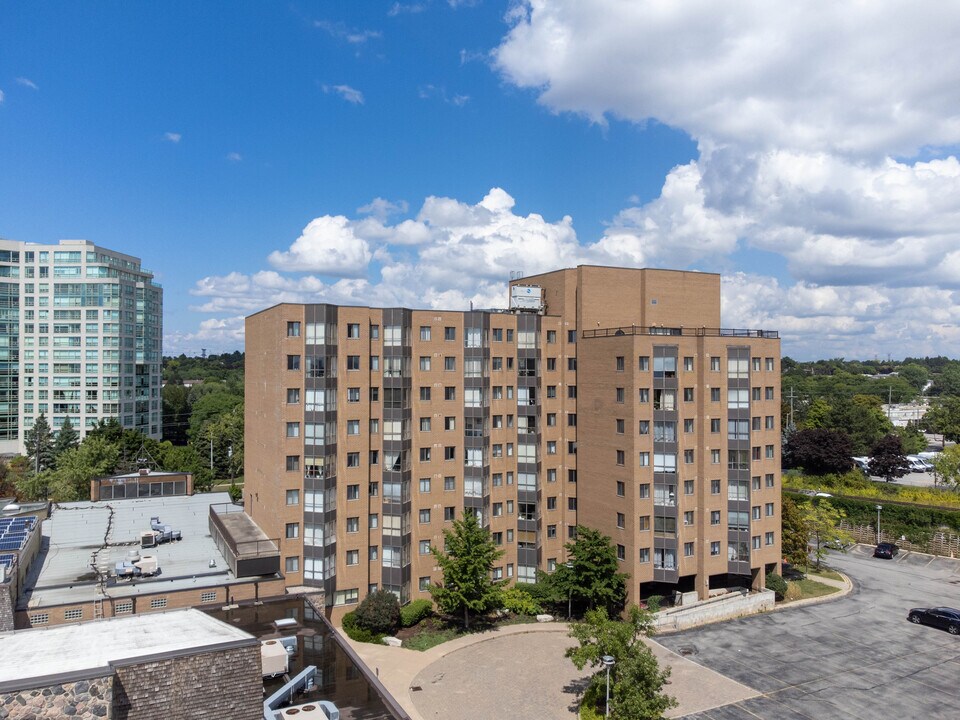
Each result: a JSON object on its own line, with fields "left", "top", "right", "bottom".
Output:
{"left": 907, "top": 607, "right": 960, "bottom": 635}
{"left": 874, "top": 542, "right": 900, "bottom": 559}
{"left": 906, "top": 456, "right": 934, "bottom": 472}
{"left": 824, "top": 539, "right": 852, "bottom": 551}
{"left": 851, "top": 457, "right": 870, "bottom": 474}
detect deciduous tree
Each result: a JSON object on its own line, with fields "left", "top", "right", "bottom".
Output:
{"left": 429, "top": 512, "right": 503, "bottom": 629}
{"left": 564, "top": 526, "right": 629, "bottom": 615}
{"left": 783, "top": 428, "right": 854, "bottom": 475}
{"left": 931, "top": 445, "right": 960, "bottom": 489}
{"left": 780, "top": 495, "right": 810, "bottom": 568}
{"left": 802, "top": 500, "right": 854, "bottom": 570}
{"left": 868, "top": 434, "right": 911, "bottom": 482}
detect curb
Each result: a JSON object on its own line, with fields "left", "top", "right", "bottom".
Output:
{"left": 769, "top": 570, "right": 854, "bottom": 613}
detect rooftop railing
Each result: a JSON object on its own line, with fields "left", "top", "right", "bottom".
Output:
{"left": 582, "top": 326, "right": 779, "bottom": 339}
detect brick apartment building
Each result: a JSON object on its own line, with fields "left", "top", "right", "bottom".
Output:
{"left": 244, "top": 266, "right": 781, "bottom": 611}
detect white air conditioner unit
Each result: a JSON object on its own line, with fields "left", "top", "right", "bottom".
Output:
{"left": 278, "top": 701, "right": 340, "bottom": 719}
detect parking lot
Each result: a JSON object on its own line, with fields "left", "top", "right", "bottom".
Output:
{"left": 658, "top": 545, "right": 960, "bottom": 719}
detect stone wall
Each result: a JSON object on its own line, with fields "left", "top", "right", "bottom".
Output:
{"left": 0, "top": 582, "right": 14, "bottom": 632}
{"left": 0, "top": 677, "right": 112, "bottom": 719}
{"left": 112, "top": 644, "right": 261, "bottom": 720}
{"left": 653, "top": 589, "right": 775, "bottom": 633}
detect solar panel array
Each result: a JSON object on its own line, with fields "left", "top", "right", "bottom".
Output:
{"left": 0, "top": 552, "right": 15, "bottom": 569}
{"left": 0, "top": 516, "right": 37, "bottom": 553}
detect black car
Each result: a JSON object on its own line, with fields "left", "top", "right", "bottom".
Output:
{"left": 873, "top": 542, "right": 899, "bottom": 559}
{"left": 907, "top": 607, "right": 960, "bottom": 635}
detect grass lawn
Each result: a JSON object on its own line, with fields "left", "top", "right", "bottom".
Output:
{"left": 398, "top": 614, "right": 538, "bottom": 652}
{"left": 806, "top": 567, "right": 844, "bottom": 582}
{"left": 783, "top": 578, "right": 841, "bottom": 602}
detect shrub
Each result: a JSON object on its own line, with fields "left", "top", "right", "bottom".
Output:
{"left": 228, "top": 482, "right": 242, "bottom": 503}
{"left": 341, "top": 611, "right": 384, "bottom": 644}
{"left": 500, "top": 585, "right": 543, "bottom": 616}
{"left": 400, "top": 598, "right": 434, "bottom": 628}
{"left": 354, "top": 589, "right": 400, "bottom": 635}
{"left": 645, "top": 594, "right": 663, "bottom": 613}
{"left": 766, "top": 572, "right": 788, "bottom": 600}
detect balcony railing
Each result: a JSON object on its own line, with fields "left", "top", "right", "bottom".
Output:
{"left": 582, "top": 326, "right": 778, "bottom": 339}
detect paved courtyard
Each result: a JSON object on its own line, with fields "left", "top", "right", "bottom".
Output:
{"left": 659, "top": 546, "right": 960, "bottom": 719}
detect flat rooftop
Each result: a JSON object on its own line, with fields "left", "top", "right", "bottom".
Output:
{"left": 0, "top": 608, "right": 255, "bottom": 689}
{"left": 21, "top": 493, "right": 273, "bottom": 610}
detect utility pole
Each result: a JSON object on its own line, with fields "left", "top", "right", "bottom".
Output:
{"left": 787, "top": 386, "right": 796, "bottom": 430}
{"left": 209, "top": 425, "right": 214, "bottom": 470}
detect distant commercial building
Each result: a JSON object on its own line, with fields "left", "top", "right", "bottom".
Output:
{"left": 0, "top": 238, "right": 163, "bottom": 455}
{"left": 244, "top": 266, "right": 782, "bottom": 612}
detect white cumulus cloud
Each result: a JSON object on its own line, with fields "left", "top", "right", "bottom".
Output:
{"left": 163, "top": 132, "right": 182, "bottom": 144}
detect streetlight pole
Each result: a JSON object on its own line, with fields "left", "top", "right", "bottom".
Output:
{"left": 876, "top": 505, "right": 882, "bottom": 544}
{"left": 602, "top": 655, "right": 615, "bottom": 718}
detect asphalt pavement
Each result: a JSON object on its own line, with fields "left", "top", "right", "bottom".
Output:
{"left": 658, "top": 545, "right": 960, "bottom": 719}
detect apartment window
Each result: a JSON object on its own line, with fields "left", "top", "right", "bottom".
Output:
{"left": 638, "top": 515, "right": 650, "bottom": 531}
{"left": 419, "top": 356, "right": 431, "bottom": 371}
{"left": 547, "top": 524, "right": 557, "bottom": 539}
{"left": 567, "top": 441, "right": 577, "bottom": 455}
{"left": 568, "top": 526, "right": 578, "bottom": 539}
{"left": 683, "top": 387, "right": 694, "bottom": 402}
{"left": 617, "top": 544, "right": 626, "bottom": 561}
{"left": 419, "top": 417, "right": 431, "bottom": 432}
{"left": 547, "top": 468, "right": 557, "bottom": 483}
{"left": 568, "top": 413, "right": 577, "bottom": 427}
{"left": 616, "top": 450, "right": 625, "bottom": 466}
{"left": 617, "top": 512, "right": 625, "bottom": 529}
{"left": 507, "top": 500, "right": 514, "bottom": 515}
{"left": 286, "top": 489, "right": 300, "bottom": 505}
{"left": 638, "top": 388, "right": 650, "bottom": 403}
{"left": 444, "top": 506, "right": 456, "bottom": 521}
{"left": 684, "top": 541, "right": 695, "bottom": 557}
{"left": 547, "top": 385, "right": 557, "bottom": 398}
{"left": 752, "top": 475, "right": 761, "bottom": 490}
{"left": 710, "top": 479, "right": 721, "bottom": 494}
{"left": 347, "top": 452, "right": 360, "bottom": 467}
{"left": 444, "top": 446, "right": 455, "bottom": 460}
{"left": 616, "top": 481, "right": 625, "bottom": 497}
{"left": 344, "top": 323, "right": 359, "bottom": 339}
{"left": 546, "top": 441, "right": 557, "bottom": 455}
{"left": 752, "top": 505, "right": 761, "bottom": 520}
{"left": 346, "top": 420, "right": 360, "bottom": 435}
{"left": 287, "top": 355, "right": 301, "bottom": 371}
{"left": 286, "top": 455, "right": 300, "bottom": 472}
{"left": 444, "top": 356, "right": 456, "bottom": 371}
{"left": 419, "top": 478, "right": 432, "bottom": 493}
{"left": 639, "top": 420, "right": 649, "bottom": 435}
{"left": 346, "top": 550, "right": 359, "bottom": 565}
{"left": 286, "top": 388, "right": 300, "bottom": 404}
{"left": 568, "top": 497, "right": 578, "bottom": 511}
{"left": 766, "top": 473, "right": 775, "bottom": 488}
{"left": 347, "top": 387, "right": 360, "bottom": 402}
{"left": 766, "top": 502, "right": 775, "bottom": 517}
{"left": 286, "top": 523, "right": 300, "bottom": 539}
{"left": 444, "top": 416, "right": 456, "bottom": 431}
{"left": 444, "top": 326, "right": 456, "bottom": 341}
{"left": 286, "top": 422, "right": 300, "bottom": 438}
{"left": 492, "top": 356, "right": 503, "bottom": 371}
{"left": 568, "top": 330, "right": 577, "bottom": 343}
{"left": 444, "top": 387, "right": 455, "bottom": 401}
{"left": 752, "top": 416, "right": 762, "bottom": 431}
{"left": 711, "top": 449, "right": 721, "bottom": 464}
{"left": 369, "top": 514, "right": 379, "bottom": 529}
{"left": 371, "top": 387, "right": 379, "bottom": 401}
{"left": 639, "top": 483, "right": 650, "bottom": 499}
{"left": 420, "top": 326, "right": 431, "bottom": 341}
{"left": 710, "top": 418, "right": 720, "bottom": 432}
{"left": 766, "top": 444, "right": 775, "bottom": 459}
{"left": 639, "top": 356, "right": 649, "bottom": 371}
{"left": 766, "top": 531, "right": 775, "bottom": 545}
{"left": 684, "top": 357, "right": 694, "bottom": 371}
{"left": 370, "top": 324, "right": 379, "bottom": 339}
{"left": 710, "top": 387, "right": 721, "bottom": 402}
{"left": 710, "top": 541, "right": 721, "bottom": 556}
{"left": 684, "top": 449, "right": 694, "bottom": 464}
{"left": 752, "top": 387, "right": 762, "bottom": 401}
{"left": 490, "top": 327, "right": 503, "bottom": 342}
{"left": 419, "top": 509, "right": 431, "bottom": 523}
{"left": 752, "top": 357, "right": 762, "bottom": 372}
{"left": 419, "top": 448, "right": 431, "bottom": 462}
{"left": 752, "top": 535, "right": 762, "bottom": 550}
{"left": 420, "top": 387, "right": 431, "bottom": 401}
{"left": 765, "top": 415, "right": 775, "bottom": 430}
{"left": 683, "top": 510, "right": 694, "bottom": 526}
{"left": 287, "top": 321, "right": 301, "bottom": 337}
{"left": 684, "top": 480, "right": 694, "bottom": 495}
{"left": 765, "top": 386, "right": 775, "bottom": 400}
{"left": 347, "top": 484, "right": 360, "bottom": 500}
{"left": 639, "top": 547, "right": 651, "bottom": 563}
{"left": 334, "top": 589, "right": 359, "bottom": 606}
{"left": 766, "top": 358, "right": 775, "bottom": 371}
{"left": 684, "top": 419, "right": 694, "bottom": 433}
{"left": 547, "top": 413, "right": 557, "bottom": 427}
{"left": 654, "top": 451, "right": 677, "bottom": 471}
{"left": 752, "top": 446, "right": 762, "bottom": 461}
{"left": 616, "top": 387, "right": 625, "bottom": 403}
{"left": 616, "top": 356, "right": 625, "bottom": 372}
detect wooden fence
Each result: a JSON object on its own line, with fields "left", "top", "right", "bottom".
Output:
{"left": 839, "top": 520, "right": 960, "bottom": 557}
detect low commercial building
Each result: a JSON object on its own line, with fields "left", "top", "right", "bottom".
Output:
{"left": 16, "top": 492, "right": 284, "bottom": 629}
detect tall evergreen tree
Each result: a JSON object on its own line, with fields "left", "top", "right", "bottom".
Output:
{"left": 52, "top": 417, "right": 80, "bottom": 465}
{"left": 24, "top": 413, "right": 55, "bottom": 475}
{"left": 564, "top": 526, "right": 629, "bottom": 614}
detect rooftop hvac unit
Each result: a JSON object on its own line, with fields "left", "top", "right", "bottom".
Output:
{"left": 261, "top": 640, "right": 289, "bottom": 678}
{"left": 277, "top": 702, "right": 340, "bottom": 719}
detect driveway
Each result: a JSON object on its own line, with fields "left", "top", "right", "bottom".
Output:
{"left": 658, "top": 546, "right": 960, "bottom": 719}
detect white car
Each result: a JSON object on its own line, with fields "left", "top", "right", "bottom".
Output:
{"left": 906, "top": 455, "right": 934, "bottom": 472}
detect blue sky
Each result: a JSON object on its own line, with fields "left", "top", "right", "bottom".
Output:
{"left": 3, "top": 2, "right": 960, "bottom": 360}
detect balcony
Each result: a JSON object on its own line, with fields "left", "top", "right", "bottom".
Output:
{"left": 582, "top": 326, "right": 779, "bottom": 339}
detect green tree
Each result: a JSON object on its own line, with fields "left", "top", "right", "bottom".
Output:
{"left": 868, "top": 434, "right": 911, "bottom": 482}
{"left": 161, "top": 383, "right": 191, "bottom": 445}
{"left": 429, "top": 512, "right": 504, "bottom": 629}
{"left": 780, "top": 495, "right": 810, "bottom": 568}
{"left": 803, "top": 500, "right": 854, "bottom": 570}
{"left": 188, "top": 388, "right": 243, "bottom": 441}
{"left": 24, "top": 413, "right": 55, "bottom": 475}
{"left": 354, "top": 589, "right": 401, "bottom": 634}
{"left": 931, "top": 445, "right": 960, "bottom": 489}
{"left": 563, "top": 526, "right": 629, "bottom": 615}
{"left": 52, "top": 417, "right": 80, "bottom": 466}
{"left": 924, "top": 397, "right": 960, "bottom": 444}
{"left": 46, "top": 436, "right": 120, "bottom": 502}
{"left": 894, "top": 425, "right": 927, "bottom": 455}
{"left": 566, "top": 606, "right": 676, "bottom": 720}
{"left": 826, "top": 395, "right": 892, "bottom": 455}
{"left": 899, "top": 363, "right": 929, "bottom": 393}
{"left": 783, "top": 428, "right": 854, "bottom": 475}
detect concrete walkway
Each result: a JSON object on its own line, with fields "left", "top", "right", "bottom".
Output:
{"left": 335, "top": 620, "right": 760, "bottom": 720}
